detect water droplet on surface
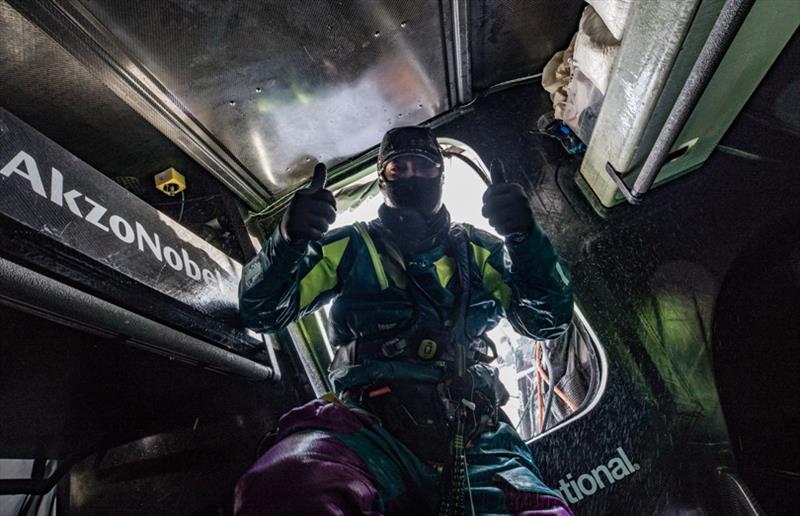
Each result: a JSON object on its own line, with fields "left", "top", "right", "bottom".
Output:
{"left": 255, "top": 87, "right": 262, "bottom": 93}
{"left": 229, "top": 100, "right": 236, "bottom": 106}
{"left": 400, "top": 21, "right": 407, "bottom": 28}
{"left": 373, "top": 31, "right": 381, "bottom": 38}
{"left": 397, "top": 113, "right": 403, "bottom": 118}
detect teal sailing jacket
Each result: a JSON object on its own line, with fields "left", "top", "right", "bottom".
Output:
{"left": 239, "top": 216, "right": 573, "bottom": 391}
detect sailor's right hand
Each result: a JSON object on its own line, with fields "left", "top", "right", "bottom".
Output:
{"left": 280, "top": 163, "right": 336, "bottom": 244}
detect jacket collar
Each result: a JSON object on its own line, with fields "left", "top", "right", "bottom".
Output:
{"left": 375, "top": 204, "right": 451, "bottom": 256}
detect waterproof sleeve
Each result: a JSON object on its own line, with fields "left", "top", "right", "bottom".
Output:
{"left": 238, "top": 225, "right": 356, "bottom": 333}
{"left": 471, "top": 224, "right": 573, "bottom": 340}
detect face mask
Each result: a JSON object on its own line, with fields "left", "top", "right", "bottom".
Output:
{"left": 380, "top": 176, "right": 443, "bottom": 217}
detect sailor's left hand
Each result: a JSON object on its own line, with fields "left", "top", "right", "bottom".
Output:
{"left": 481, "top": 182, "right": 534, "bottom": 237}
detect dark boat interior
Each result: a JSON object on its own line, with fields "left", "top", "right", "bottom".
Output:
{"left": 1, "top": 1, "right": 798, "bottom": 514}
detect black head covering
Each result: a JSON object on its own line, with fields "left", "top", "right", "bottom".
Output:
{"left": 377, "top": 126, "right": 444, "bottom": 172}
{"left": 377, "top": 126, "right": 445, "bottom": 217}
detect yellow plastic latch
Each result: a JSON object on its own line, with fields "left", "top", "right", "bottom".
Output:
{"left": 154, "top": 167, "right": 186, "bottom": 196}
{"left": 320, "top": 392, "right": 344, "bottom": 405}
{"left": 417, "top": 338, "right": 438, "bottom": 360}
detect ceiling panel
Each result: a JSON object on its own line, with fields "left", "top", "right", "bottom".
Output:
{"left": 7, "top": 0, "right": 581, "bottom": 206}
{"left": 77, "top": 0, "right": 450, "bottom": 195}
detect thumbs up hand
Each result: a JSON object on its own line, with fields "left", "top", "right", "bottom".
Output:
{"left": 481, "top": 160, "right": 534, "bottom": 238}
{"left": 280, "top": 163, "right": 337, "bottom": 244}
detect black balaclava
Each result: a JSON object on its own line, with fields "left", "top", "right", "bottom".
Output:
{"left": 380, "top": 175, "right": 444, "bottom": 216}
{"left": 375, "top": 126, "right": 448, "bottom": 253}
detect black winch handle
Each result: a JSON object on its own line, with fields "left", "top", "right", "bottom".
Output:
{"left": 298, "top": 162, "right": 327, "bottom": 195}
{"left": 489, "top": 158, "right": 507, "bottom": 184}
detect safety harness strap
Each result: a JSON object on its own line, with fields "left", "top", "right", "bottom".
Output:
{"left": 353, "top": 221, "right": 389, "bottom": 290}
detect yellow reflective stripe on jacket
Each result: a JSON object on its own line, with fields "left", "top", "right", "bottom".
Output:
{"left": 471, "top": 242, "right": 512, "bottom": 308}
{"left": 434, "top": 255, "right": 455, "bottom": 288}
{"left": 299, "top": 237, "right": 350, "bottom": 309}
{"left": 381, "top": 254, "right": 406, "bottom": 288}
{"left": 353, "top": 222, "right": 389, "bottom": 290}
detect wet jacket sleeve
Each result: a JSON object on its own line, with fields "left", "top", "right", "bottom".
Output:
{"left": 472, "top": 224, "right": 573, "bottom": 340}
{"left": 239, "top": 225, "right": 354, "bottom": 333}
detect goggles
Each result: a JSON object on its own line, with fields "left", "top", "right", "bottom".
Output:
{"left": 382, "top": 156, "right": 442, "bottom": 181}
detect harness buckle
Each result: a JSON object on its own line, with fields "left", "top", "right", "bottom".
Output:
{"left": 417, "top": 338, "right": 438, "bottom": 360}
{"left": 381, "top": 337, "right": 407, "bottom": 358}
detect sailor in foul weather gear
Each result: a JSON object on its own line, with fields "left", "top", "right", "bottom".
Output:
{"left": 236, "top": 126, "right": 574, "bottom": 515}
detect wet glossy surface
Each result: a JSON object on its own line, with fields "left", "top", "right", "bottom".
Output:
{"left": 79, "top": 0, "right": 449, "bottom": 193}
